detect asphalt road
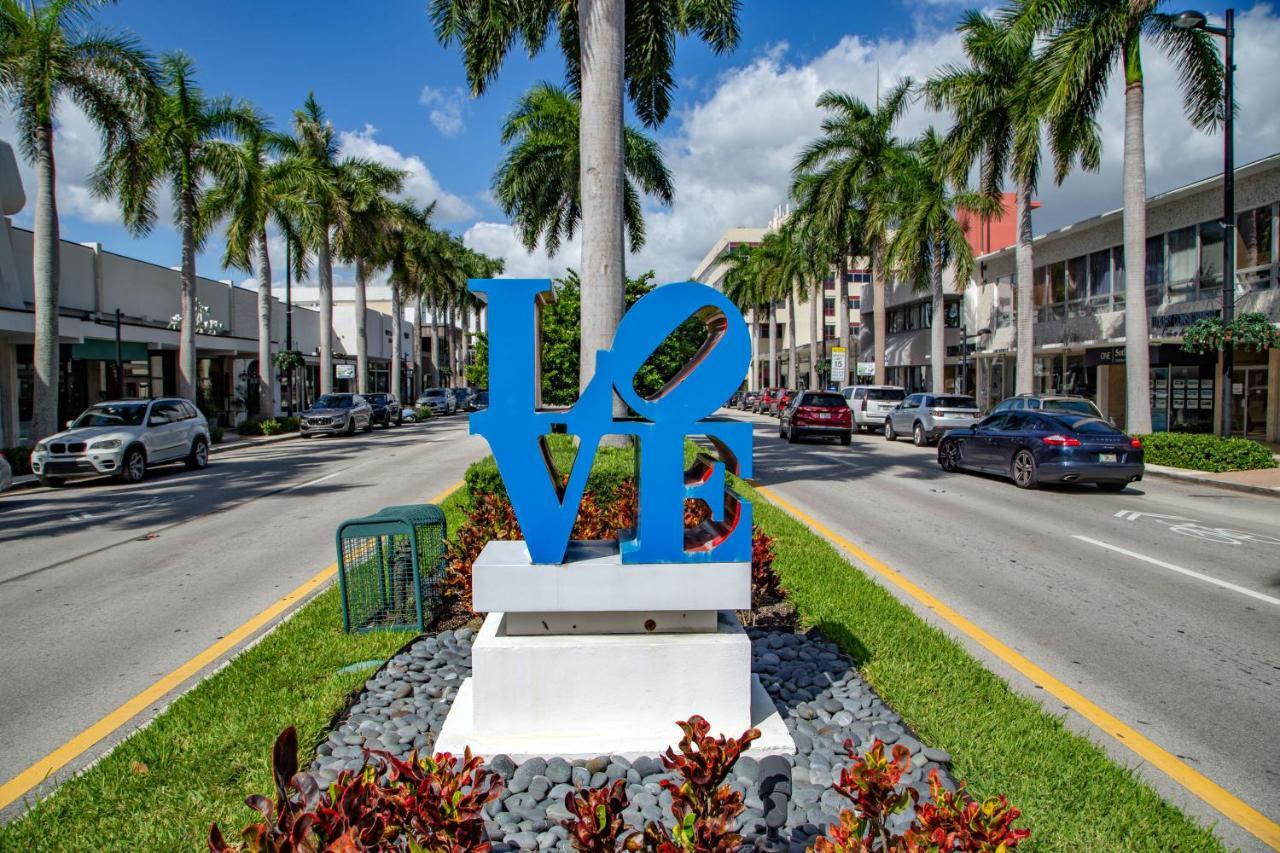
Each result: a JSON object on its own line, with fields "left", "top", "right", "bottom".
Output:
{"left": 0, "top": 414, "right": 488, "bottom": 817}
{"left": 732, "top": 408, "right": 1279, "bottom": 852}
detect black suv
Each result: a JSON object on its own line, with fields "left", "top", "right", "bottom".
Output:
{"left": 366, "top": 393, "right": 403, "bottom": 428}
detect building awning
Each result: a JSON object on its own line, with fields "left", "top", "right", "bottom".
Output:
{"left": 71, "top": 338, "right": 148, "bottom": 361}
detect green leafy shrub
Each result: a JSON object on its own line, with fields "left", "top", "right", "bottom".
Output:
{"left": 415, "top": 405, "right": 434, "bottom": 420}
{"left": 237, "top": 420, "right": 264, "bottom": 437}
{"left": 277, "top": 416, "right": 301, "bottom": 433}
{"left": 1137, "top": 432, "right": 1276, "bottom": 472}
{"left": 210, "top": 425, "right": 225, "bottom": 445}
{"left": 2, "top": 446, "right": 32, "bottom": 476}
{"left": 463, "top": 434, "right": 635, "bottom": 501}
{"left": 1181, "top": 311, "right": 1280, "bottom": 354}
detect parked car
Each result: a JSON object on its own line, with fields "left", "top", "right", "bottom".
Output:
{"left": 739, "top": 390, "right": 761, "bottom": 411}
{"left": 449, "top": 387, "right": 475, "bottom": 412}
{"left": 841, "top": 385, "right": 906, "bottom": 432}
{"left": 366, "top": 393, "right": 402, "bottom": 428}
{"left": 416, "top": 387, "right": 456, "bottom": 415}
{"left": 753, "top": 389, "right": 779, "bottom": 414}
{"left": 0, "top": 454, "right": 11, "bottom": 492}
{"left": 29, "top": 397, "right": 210, "bottom": 486}
{"left": 779, "top": 390, "right": 852, "bottom": 445}
{"left": 472, "top": 390, "right": 489, "bottom": 410}
{"left": 883, "top": 393, "right": 982, "bottom": 446}
{"left": 937, "top": 410, "right": 1144, "bottom": 490}
{"left": 300, "top": 393, "right": 373, "bottom": 437}
{"left": 992, "top": 393, "right": 1105, "bottom": 420}
{"left": 771, "top": 389, "right": 797, "bottom": 416}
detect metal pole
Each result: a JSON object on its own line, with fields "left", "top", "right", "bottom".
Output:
{"left": 961, "top": 324, "right": 968, "bottom": 396}
{"left": 1220, "top": 8, "right": 1235, "bottom": 437}
{"left": 114, "top": 308, "right": 123, "bottom": 398}
{"left": 285, "top": 240, "right": 294, "bottom": 417}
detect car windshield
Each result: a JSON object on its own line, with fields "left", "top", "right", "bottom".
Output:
{"left": 368, "top": 394, "right": 387, "bottom": 404}
{"left": 315, "top": 395, "right": 353, "bottom": 409}
{"left": 424, "top": 388, "right": 445, "bottom": 397}
{"left": 932, "top": 396, "right": 977, "bottom": 408}
{"left": 474, "top": 392, "right": 488, "bottom": 403}
{"left": 72, "top": 402, "right": 148, "bottom": 428}
{"left": 867, "top": 388, "right": 906, "bottom": 401}
{"left": 803, "top": 393, "right": 846, "bottom": 407}
{"left": 1043, "top": 399, "right": 1102, "bottom": 417}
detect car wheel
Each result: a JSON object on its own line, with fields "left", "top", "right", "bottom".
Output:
{"left": 117, "top": 446, "right": 147, "bottom": 483}
{"left": 1096, "top": 482, "right": 1127, "bottom": 492}
{"left": 1011, "top": 450, "right": 1039, "bottom": 489}
{"left": 395, "top": 415, "right": 403, "bottom": 427}
{"left": 840, "top": 431, "right": 851, "bottom": 446}
{"left": 185, "top": 436, "right": 209, "bottom": 470}
{"left": 39, "top": 476, "right": 66, "bottom": 488}
{"left": 938, "top": 440, "right": 961, "bottom": 472}
{"left": 913, "top": 423, "right": 928, "bottom": 447}
{"left": 884, "top": 420, "right": 897, "bottom": 441}
{"left": 346, "top": 418, "right": 356, "bottom": 436}
{"left": 363, "top": 417, "right": 373, "bottom": 433}
{"left": 787, "top": 424, "right": 798, "bottom": 443}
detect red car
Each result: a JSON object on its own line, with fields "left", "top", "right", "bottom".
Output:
{"left": 779, "top": 390, "right": 852, "bottom": 445}
{"left": 753, "top": 388, "right": 781, "bottom": 414}
{"left": 771, "top": 389, "right": 797, "bottom": 416}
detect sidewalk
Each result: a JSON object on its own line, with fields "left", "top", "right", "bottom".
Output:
{"left": 1144, "top": 462, "right": 1280, "bottom": 498}
{"left": 5, "top": 430, "right": 299, "bottom": 492}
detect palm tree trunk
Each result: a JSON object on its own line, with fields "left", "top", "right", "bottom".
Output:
{"left": 30, "top": 122, "right": 60, "bottom": 443}
{"left": 430, "top": 294, "right": 443, "bottom": 386}
{"left": 769, "top": 302, "right": 778, "bottom": 386}
{"left": 178, "top": 186, "right": 198, "bottom": 402}
{"left": 872, "top": 242, "right": 887, "bottom": 385}
{"left": 460, "top": 300, "right": 471, "bottom": 386}
{"left": 354, "top": 257, "right": 368, "bottom": 394}
{"left": 748, "top": 306, "right": 758, "bottom": 391}
{"left": 1014, "top": 185, "right": 1035, "bottom": 396}
{"left": 931, "top": 249, "right": 946, "bottom": 393}
{"left": 256, "top": 230, "right": 274, "bottom": 417}
{"left": 1122, "top": 41, "right": 1152, "bottom": 434}
{"left": 787, "top": 283, "right": 799, "bottom": 388}
{"left": 390, "top": 281, "right": 403, "bottom": 400}
{"left": 413, "top": 291, "right": 424, "bottom": 396}
{"left": 808, "top": 283, "right": 819, "bottom": 390}
{"left": 577, "top": 0, "right": 627, "bottom": 411}
{"left": 318, "top": 226, "right": 334, "bottom": 395}
{"left": 837, "top": 251, "right": 851, "bottom": 387}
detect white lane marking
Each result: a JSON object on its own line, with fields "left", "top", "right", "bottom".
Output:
{"left": 1073, "top": 535, "right": 1280, "bottom": 607}
{"left": 281, "top": 469, "right": 344, "bottom": 493}
{"left": 1114, "top": 510, "right": 1190, "bottom": 523}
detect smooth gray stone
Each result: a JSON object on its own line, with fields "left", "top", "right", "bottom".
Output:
{"left": 923, "top": 747, "right": 952, "bottom": 764}
{"left": 528, "top": 775, "right": 551, "bottom": 802}
{"left": 546, "top": 757, "right": 572, "bottom": 784}
{"left": 631, "top": 755, "right": 663, "bottom": 777}
{"left": 585, "top": 755, "right": 610, "bottom": 774}
{"left": 571, "top": 766, "right": 591, "bottom": 787}
{"left": 545, "top": 803, "right": 573, "bottom": 822}
{"left": 508, "top": 831, "right": 538, "bottom": 850}
{"left": 490, "top": 754, "right": 517, "bottom": 778}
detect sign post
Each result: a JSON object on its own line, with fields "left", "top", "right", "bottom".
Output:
{"left": 831, "top": 346, "right": 847, "bottom": 388}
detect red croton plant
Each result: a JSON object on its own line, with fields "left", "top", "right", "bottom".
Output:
{"left": 215, "top": 721, "right": 1027, "bottom": 852}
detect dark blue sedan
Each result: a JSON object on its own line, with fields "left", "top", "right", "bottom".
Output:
{"left": 937, "top": 410, "right": 1144, "bottom": 490}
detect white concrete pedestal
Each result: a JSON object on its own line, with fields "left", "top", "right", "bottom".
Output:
{"left": 435, "top": 541, "right": 795, "bottom": 759}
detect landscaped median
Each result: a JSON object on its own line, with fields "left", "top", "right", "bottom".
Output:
{"left": 0, "top": 447, "right": 1225, "bottom": 851}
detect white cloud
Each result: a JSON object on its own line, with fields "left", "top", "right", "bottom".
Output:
{"left": 338, "top": 124, "right": 477, "bottom": 222}
{"left": 419, "top": 85, "right": 467, "bottom": 137}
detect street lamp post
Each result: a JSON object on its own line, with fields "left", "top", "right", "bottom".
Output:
{"left": 1175, "top": 8, "right": 1234, "bottom": 437}
{"left": 959, "top": 326, "right": 991, "bottom": 396}
{"left": 285, "top": 240, "right": 294, "bottom": 418}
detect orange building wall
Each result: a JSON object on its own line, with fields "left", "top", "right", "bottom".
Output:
{"left": 959, "top": 192, "right": 1041, "bottom": 256}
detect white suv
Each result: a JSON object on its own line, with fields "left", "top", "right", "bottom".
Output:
{"left": 30, "top": 398, "right": 211, "bottom": 487}
{"left": 841, "top": 385, "right": 907, "bottom": 432}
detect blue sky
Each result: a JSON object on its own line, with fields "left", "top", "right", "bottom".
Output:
{"left": 3, "top": 0, "right": 1270, "bottom": 289}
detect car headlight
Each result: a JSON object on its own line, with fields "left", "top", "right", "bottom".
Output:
{"left": 90, "top": 439, "right": 123, "bottom": 450}
{"left": 34, "top": 440, "right": 47, "bottom": 453}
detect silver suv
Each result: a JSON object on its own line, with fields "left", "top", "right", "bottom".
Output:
{"left": 416, "top": 387, "right": 456, "bottom": 415}
{"left": 30, "top": 398, "right": 210, "bottom": 486}
{"left": 300, "top": 393, "right": 373, "bottom": 437}
{"left": 992, "top": 394, "right": 1105, "bottom": 419}
{"left": 884, "top": 393, "right": 982, "bottom": 446}
{"left": 841, "top": 385, "right": 906, "bottom": 432}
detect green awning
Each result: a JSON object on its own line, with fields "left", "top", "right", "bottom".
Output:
{"left": 72, "top": 338, "right": 149, "bottom": 361}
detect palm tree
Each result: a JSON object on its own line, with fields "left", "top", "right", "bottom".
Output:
{"left": 1012, "top": 0, "right": 1224, "bottom": 433}
{"left": 884, "top": 129, "right": 1001, "bottom": 393}
{"left": 202, "top": 119, "right": 305, "bottom": 417}
{"left": 430, "top": 0, "right": 739, "bottom": 398}
{"left": 332, "top": 165, "right": 407, "bottom": 394}
{"left": 0, "top": 0, "right": 155, "bottom": 441}
{"left": 384, "top": 201, "right": 435, "bottom": 401}
{"left": 493, "top": 82, "right": 673, "bottom": 256}
{"left": 722, "top": 245, "right": 769, "bottom": 389}
{"left": 793, "top": 81, "right": 912, "bottom": 386}
{"left": 96, "top": 52, "right": 258, "bottom": 402}
{"left": 926, "top": 11, "right": 1100, "bottom": 398}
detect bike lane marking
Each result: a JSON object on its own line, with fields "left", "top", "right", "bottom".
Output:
{"left": 1073, "top": 535, "right": 1280, "bottom": 607}
{"left": 0, "top": 480, "right": 465, "bottom": 814}
{"left": 755, "top": 484, "right": 1280, "bottom": 850}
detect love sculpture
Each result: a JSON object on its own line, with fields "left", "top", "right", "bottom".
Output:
{"left": 434, "top": 278, "right": 794, "bottom": 759}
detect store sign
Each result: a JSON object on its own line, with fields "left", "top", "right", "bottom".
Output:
{"left": 831, "top": 347, "right": 847, "bottom": 384}
{"left": 335, "top": 364, "right": 355, "bottom": 379}
{"left": 470, "top": 278, "right": 753, "bottom": 566}
{"left": 856, "top": 361, "right": 875, "bottom": 377}
{"left": 1150, "top": 309, "right": 1219, "bottom": 334}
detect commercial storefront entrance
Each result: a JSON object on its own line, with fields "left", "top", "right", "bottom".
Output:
{"left": 1232, "top": 365, "right": 1268, "bottom": 439}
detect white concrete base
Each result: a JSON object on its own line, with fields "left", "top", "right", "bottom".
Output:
{"left": 434, "top": 611, "right": 795, "bottom": 760}
{"left": 504, "top": 610, "right": 718, "bottom": 635}
{"left": 436, "top": 673, "right": 794, "bottom": 761}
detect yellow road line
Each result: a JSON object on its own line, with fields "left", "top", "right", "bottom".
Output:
{"left": 0, "top": 480, "right": 465, "bottom": 813}
{"left": 754, "top": 484, "right": 1280, "bottom": 850}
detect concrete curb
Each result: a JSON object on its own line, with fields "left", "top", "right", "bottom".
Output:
{"left": 1143, "top": 464, "right": 1280, "bottom": 499}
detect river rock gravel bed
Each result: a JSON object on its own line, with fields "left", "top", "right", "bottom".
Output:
{"left": 311, "top": 625, "right": 955, "bottom": 852}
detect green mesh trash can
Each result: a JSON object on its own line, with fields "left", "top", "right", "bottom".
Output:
{"left": 335, "top": 504, "right": 447, "bottom": 632}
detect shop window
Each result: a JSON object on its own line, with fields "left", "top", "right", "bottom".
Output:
{"left": 995, "top": 275, "right": 1015, "bottom": 328}
{"left": 1088, "top": 249, "right": 1112, "bottom": 305}
{"left": 1166, "top": 226, "right": 1197, "bottom": 304}
{"left": 1112, "top": 246, "right": 1126, "bottom": 309}
{"left": 1066, "top": 255, "right": 1088, "bottom": 314}
{"left": 1197, "top": 219, "right": 1224, "bottom": 300}
{"left": 889, "top": 310, "right": 903, "bottom": 334}
{"left": 945, "top": 300, "right": 960, "bottom": 328}
{"left": 823, "top": 297, "right": 835, "bottom": 316}
{"left": 1144, "top": 234, "right": 1165, "bottom": 299}
{"left": 824, "top": 324, "right": 837, "bottom": 340}
{"left": 922, "top": 302, "right": 933, "bottom": 329}
{"left": 1237, "top": 204, "right": 1274, "bottom": 291}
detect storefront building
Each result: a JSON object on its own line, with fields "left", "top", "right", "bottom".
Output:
{"left": 969, "top": 154, "right": 1280, "bottom": 440}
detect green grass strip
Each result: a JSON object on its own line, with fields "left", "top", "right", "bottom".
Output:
{"left": 741, "top": 479, "right": 1223, "bottom": 851}
{"left": 0, "top": 490, "right": 472, "bottom": 851}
